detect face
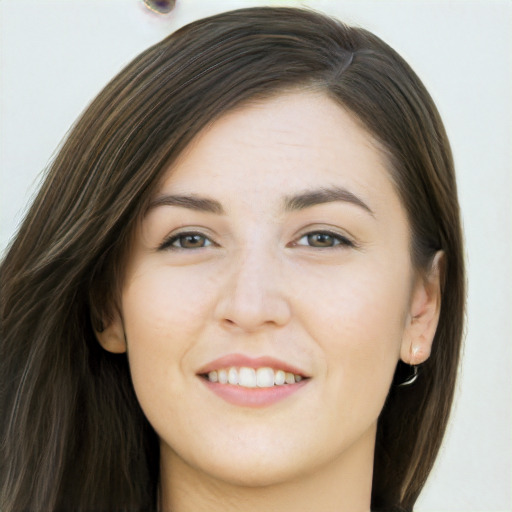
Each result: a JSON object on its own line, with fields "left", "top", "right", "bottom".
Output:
{"left": 98, "top": 91, "right": 438, "bottom": 489}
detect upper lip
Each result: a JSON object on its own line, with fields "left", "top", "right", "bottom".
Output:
{"left": 197, "top": 353, "right": 310, "bottom": 378}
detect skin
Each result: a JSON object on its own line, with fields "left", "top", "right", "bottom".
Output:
{"left": 97, "top": 91, "right": 442, "bottom": 512}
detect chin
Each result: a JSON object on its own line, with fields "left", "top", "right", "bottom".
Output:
{"left": 199, "top": 454, "right": 314, "bottom": 489}
{"left": 161, "top": 430, "right": 322, "bottom": 489}
{"left": 164, "top": 425, "right": 366, "bottom": 491}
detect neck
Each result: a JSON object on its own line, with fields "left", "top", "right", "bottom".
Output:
{"left": 159, "top": 423, "right": 375, "bottom": 512}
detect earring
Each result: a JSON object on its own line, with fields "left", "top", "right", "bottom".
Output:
{"left": 393, "top": 360, "right": 420, "bottom": 387}
{"left": 398, "top": 365, "right": 418, "bottom": 387}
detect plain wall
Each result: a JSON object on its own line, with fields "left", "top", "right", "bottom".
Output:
{"left": 1, "top": 1, "right": 511, "bottom": 511}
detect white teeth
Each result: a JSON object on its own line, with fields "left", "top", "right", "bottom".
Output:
{"left": 256, "top": 367, "right": 275, "bottom": 388}
{"left": 239, "top": 367, "right": 257, "bottom": 387}
{"left": 274, "top": 370, "right": 286, "bottom": 385}
{"left": 285, "top": 372, "right": 295, "bottom": 385}
{"left": 206, "top": 366, "right": 305, "bottom": 387}
{"left": 228, "top": 367, "right": 238, "bottom": 385}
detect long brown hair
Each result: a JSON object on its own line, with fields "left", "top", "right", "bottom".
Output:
{"left": 0, "top": 7, "right": 465, "bottom": 511}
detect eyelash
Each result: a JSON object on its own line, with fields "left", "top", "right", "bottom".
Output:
{"left": 159, "top": 230, "right": 354, "bottom": 251}
{"left": 294, "top": 230, "right": 355, "bottom": 249}
{"left": 159, "top": 231, "right": 216, "bottom": 251}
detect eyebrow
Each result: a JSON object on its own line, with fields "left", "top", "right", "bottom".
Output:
{"left": 147, "top": 194, "right": 225, "bottom": 214}
{"left": 283, "top": 186, "right": 374, "bottom": 216}
{"left": 146, "top": 186, "right": 373, "bottom": 217}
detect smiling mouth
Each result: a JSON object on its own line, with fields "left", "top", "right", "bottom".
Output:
{"left": 200, "top": 367, "right": 307, "bottom": 388}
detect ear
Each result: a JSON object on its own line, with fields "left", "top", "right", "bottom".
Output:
{"left": 94, "top": 311, "right": 127, "bottom": 354}
{"left": 400, "top": 251, "right": 444, "bottom": 365}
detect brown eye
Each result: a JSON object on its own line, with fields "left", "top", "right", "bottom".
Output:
{"left": 160, "top": 232, "right": 213, "bottom": 250}
{"left": 296, "top": 231, "right": 353, "bottom": 248}
{"left": 307, "top": 233, "right": 335, "bottom": 247}
{"left": 178, "top": 234, "right": 207, "bottom": 248}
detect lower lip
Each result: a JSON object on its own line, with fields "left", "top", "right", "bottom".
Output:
{"left": 199, "top": 377, "right": 309, "bottom": 408}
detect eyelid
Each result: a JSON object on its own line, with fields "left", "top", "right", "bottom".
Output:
{"left": 157, "top": 229, "right": 218, "bottom": 251}
{"left": 156, "top": 226, "right": 357, "bottom": 251}
{"left": 292, "top": 229, "right": 356, "bottom": 248}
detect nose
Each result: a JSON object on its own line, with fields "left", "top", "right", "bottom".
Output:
{"left": 214, "top": 244, "right": 292, "bottom": 333}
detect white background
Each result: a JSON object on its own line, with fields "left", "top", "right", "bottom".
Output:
{"left": 1, "top": 1, "right": 511, "bottom": 511}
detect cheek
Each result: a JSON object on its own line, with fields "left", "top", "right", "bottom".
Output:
{"left": 295, "top": 257, "right": 409, "bottom": 399}
{"left": 120, "top": 265, "right": 218, "bottom": 400}
{"left": 123, "top": 264, "right": 216, "bottom": 339}
{"left": 297, "top": 254, "right": 409, "bottom": 342}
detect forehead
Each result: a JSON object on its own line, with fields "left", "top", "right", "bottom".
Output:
{"left": 155, "top": 91, "right": 400, "bottom": 218}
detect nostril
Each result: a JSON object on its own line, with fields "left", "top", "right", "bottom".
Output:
{"left": 221, "top": 318, "right": 243, "bottom": 331}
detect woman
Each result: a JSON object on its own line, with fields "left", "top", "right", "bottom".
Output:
{"left": 0, "top": 7, "right": 465, "bottom": 512}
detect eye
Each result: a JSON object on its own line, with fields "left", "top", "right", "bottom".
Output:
{"left": 159, "top": 232, "right": 214, "bottom": 250}
{"left": 295, "top": 231, "right": 354, "bottom": 248}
